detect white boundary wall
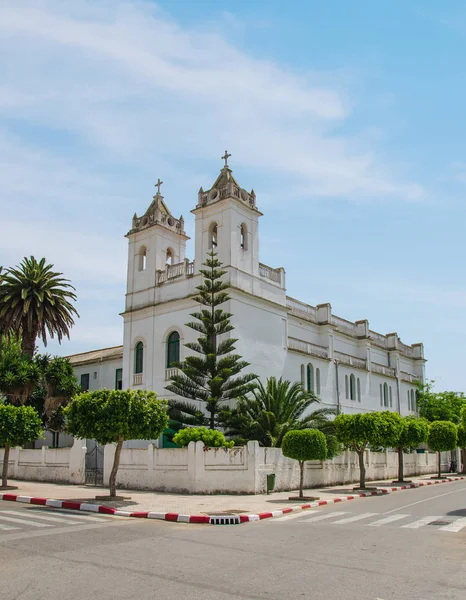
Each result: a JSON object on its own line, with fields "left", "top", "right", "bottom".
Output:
{"left": 0, "top": 438, "right": 86, "bottom": 484}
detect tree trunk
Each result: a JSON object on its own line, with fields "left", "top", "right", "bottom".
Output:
{"left": 210, "top": 410, "right": 215, "bottom": 430}
{"left": 109, "top": 437, "right": 124, "bottom": 497}
{"left": 438, "top": 451, "right": 442, "bottom": 479}
{"left": 397, "top": 447, "right": 404, "bottom": 483}
{"left": 2, "top": 444, "right": 10, "bottom": 488}
{"left": 299, "top": 461, "right": 304, "bottom": 498}
{"left": 21, "top": 325, "right": 37, "bottom": 358}
{"left": 358, "top": 449, "right": 366, "bottom": 489}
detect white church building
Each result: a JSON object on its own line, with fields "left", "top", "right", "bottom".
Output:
{"left": 69, "top": 156, "right": 425, "bottom": 420}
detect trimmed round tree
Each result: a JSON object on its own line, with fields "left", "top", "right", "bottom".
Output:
{"left": 64, "top": 389, "right": 168, "bottom": 497}
{"left": 335, "top": 411, "right": 403, "bottom": 489}
{"left": 427, "top": 420, "right": 458, "bottom": 479}
{"left": 173, "top": 427, "right": 234, "bottom": 448}
{"left": 0, "top": 404, "right": 43, "bottom": 487}
{"left": 282, "top": 429, "right": 327, "bottom": 498}
{"left": 395, "top": 417, "right": 429, "bottom": 483}
{"left": 457, "top": 423, "right": 466, "bottom": 474}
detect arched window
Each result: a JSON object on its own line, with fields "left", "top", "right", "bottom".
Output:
{"left": 307, "top": 364, "right": 314, "bottom": 393}
{"left": 357, "top": 377, "right": 361, "bottom": 402}
{"left": 134, "top": 342, "right": 144, "bottom": 374}
{"left": 345, "top": 375, "right": 349, "bottom": 399}
{"left": 138, "top": 247, "right": 147, "bottom": 272}
{"left": 383, "top": 382, "right": 389, "bottom": 407}
{"left": 389, "top": 386, "right": 393, "bottom": 408}
{"left": 166, "top": 331, "right": 180, "bottom": 368}
{"left": 316, "top": 368, "right": 321, "bottom": 395}
{"left": 300, "top": 364, "right": 305, "bottom": 386}
{"left": 380, "top": 383, "right": 383, "bottom": 406}
{"left": 209, "top": 223, "right": 218, "bottom": 249}
{"left": 166, "top": 248, "right": 174, "bottom": 265}
{"left": 350, "top": 374, "right": 356, "bottom": 400}
{"left": 240, "top": 223, "right": 247, "bottom": 250}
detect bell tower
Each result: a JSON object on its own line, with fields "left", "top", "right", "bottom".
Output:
{"left": 125, "top": 180, "right": 189, "bottom": 311}
{"left": 191, "top": 152, "right": 262, "bottom": 277}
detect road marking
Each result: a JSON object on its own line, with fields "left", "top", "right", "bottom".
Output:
{"left": 303, "top": 511, "right": 348, "bottom": 523}
{"left": 438, "top": 517, "right": 466, "bottom": 532}
{"left": 272, "top": 510, "right": 319, "bottom": 522}
{"left": 401, "top": 516, "right": 442, "bottom": 529}
{"left": 26, "top": 508, "right": 113, "bottom": 522}
{"left": 0, "top": 510, "right": 81, "bottom": 525}
{"left": 0, "top": 523, "right": 19, "bottom": 531}
{"left": 383, "top": 485, "right": 466, "bottom": 515}
{"left": 0, "top": 514, "right": 52, "bottom": 528}
{"left": 332, "top": 513, "right": 378, "bottom": 525}
{"left": 368, "top": 514, "right": 410, "bottom": 527}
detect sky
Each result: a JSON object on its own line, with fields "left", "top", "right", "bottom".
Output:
{"left": 1, "top": 0, "right": 465, "bottom": 391}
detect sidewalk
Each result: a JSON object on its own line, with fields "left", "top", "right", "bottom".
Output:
{"left": 1, "top": 474, "right": 464, "bottom": 522}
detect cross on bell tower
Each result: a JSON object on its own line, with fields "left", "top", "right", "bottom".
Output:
{"left": 221, "top": 151, "right": 231, "bottom": 168}
{"left": 154, "top": 178, "right": 163, "bottom": 195}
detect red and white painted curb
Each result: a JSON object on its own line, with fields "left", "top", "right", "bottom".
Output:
{"left": 1, "top": 476, "right": 463, "bottom": 525}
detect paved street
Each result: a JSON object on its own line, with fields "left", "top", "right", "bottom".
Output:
{"left": 1, "top": 481, "right": 466, "bottom": 600}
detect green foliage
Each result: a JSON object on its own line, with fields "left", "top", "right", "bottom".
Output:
{"left": 335, "top": 411, "right": 403, "bottom": 452}
{"left": 0, "top": 404, "right": 43, "bottom": 447}
{"left": 173, "top": 427, "right": 234, "bottom": 448}
{"left": 397, "top": 416, "right": 429, "bottom": 449}
{"left": 417, "top": 380, "right": 466, "bottom": 424}
{"left": 324, "top": 434, "right": 342, "bottom": 459}
{"left": 218, "top": 377, "right": 335, "bottom": 447}
{"left": 427, "top": 421, "right": 458, "bottom": 453}
{"left": 64, "top": 389, "right": 169, "bottom": 445}
{"left": 0, "top": 337, "right": 41, "bottom": 404}
{"left": 166, "top": 252, "right": 257, "bottom": 428}
{"left": 282, "top": 429, "right": 327, "bottom": 462}
{"left": 457, "top": 423, "right": 466, "bottom": 449}
{"left": 0, "top": 256, "right": 79, "bottom": 356}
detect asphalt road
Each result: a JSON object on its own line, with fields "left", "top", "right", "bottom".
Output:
{"left": 1, "top": 481, "right": 466, "bottom": 600}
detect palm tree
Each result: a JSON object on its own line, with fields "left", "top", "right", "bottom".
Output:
{"left": 219, "top": 376, "right": 335, "bottom": 447}
{"left": 0, "top": 257, "right": 78, "bottom": 357}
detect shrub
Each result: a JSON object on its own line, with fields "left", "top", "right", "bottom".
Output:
{"left": 173, "top": 427, "right": 234, "bottom": 448}
{"left": 282, "top": 429, "right": 327, "bottom": 497}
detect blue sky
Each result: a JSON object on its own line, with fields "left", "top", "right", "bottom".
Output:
{"left": 1, "top": 0, "right": 465, "bottom": 391}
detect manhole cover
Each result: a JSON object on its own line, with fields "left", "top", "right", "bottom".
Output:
{"left": 428, "top": 520, "right": 452, "bottom": 526}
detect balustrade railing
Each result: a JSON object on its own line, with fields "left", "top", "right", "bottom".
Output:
{"left": 133, "top": 373, "right": 143, "bottom": 386}
{"left": 157, "top": 260, "right": 195, "bottom": 285}
{"left": 288, "top": 337, "right": 328, "bottom": 359}
{"left": 259, "top": 262, "right": 281, "bottom": 284}
{"left": 165, "top": 367, "right": 179, "bottom": 381}
{"left": 286, "top": 297, "right": 317, "bottom": 323}
{"left": 334, "top": 351, "right": 367, "bottom": 370}
{"left": 371, "top": 363, "right": 396, "bottom": 377}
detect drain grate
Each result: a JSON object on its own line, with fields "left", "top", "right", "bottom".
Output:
{"left": 209, "top": 515, "right": 241, "bottom": 525}
{"left": 428, "top": 520, "right": 452, "bottom": 526}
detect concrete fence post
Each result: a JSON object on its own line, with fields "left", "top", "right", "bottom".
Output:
{"left": 69, "top": 438, "right": 86, "bottom": 484}
{"left": 41, "top": 445, "right": 47, "bottom": 466}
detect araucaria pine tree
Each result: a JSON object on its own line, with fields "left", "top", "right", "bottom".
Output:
{"left": 166, "top": 251, "right": 257, "bottom": 429}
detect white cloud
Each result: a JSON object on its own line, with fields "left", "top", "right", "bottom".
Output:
{"left": 0, "top": 0, "right": 422, "bottom": 200}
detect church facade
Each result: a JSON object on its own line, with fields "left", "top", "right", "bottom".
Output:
{"left": 69, "top": 156, "right": 425, "bottom": 417}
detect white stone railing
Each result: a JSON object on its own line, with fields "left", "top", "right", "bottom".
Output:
{"left": 133, "top": 373, "right": 143, "bottom": 386}
{"left": 369, "top": 330, "right": 387, "bottom": 348}
{"left": 331, "top": 315, "right": 357, "bottom": 336}
{"left": 288, "top": 337, "right": 329, "bottom": 359}
{"left": 400, "top": 371, "right": 420, "bottom": 384}
{"left": 165, "top": 367, "right": 179, "bottom": 381}
{"left": 259, "top": 262, "right": 281, "bottom": 284}
{"left": 334, "top": 351, "right": 367, "bottom": 370}
{"left": 398, "top": 341, "right": 414, "bottom": 358}
{"left": 371, "top": 363, "right": 396, "bottom": 377}
{"left": 286, "top": 297, "right": 317, "bottom": 323}
{"left": 157, "top": 260, "right": 195, "bottom": 285}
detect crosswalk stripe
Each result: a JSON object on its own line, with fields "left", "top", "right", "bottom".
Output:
{"left": 0, "top": 514, "right": 52, "bottom": 528}
{"left": 401, "top": 516, "right": 442, "bottom": 529}
{"left": 273, "top": 510, "right": 319, "bottom": 522}
{"left": 438, "top": 517, "right": 466, "bottom": 532}
{"left": 0, "top": 510, "right": 80, "bottom": 525}
{"left": 332, "top": 513, "right": 378, "bottom": 524}
{"left": 303, "top": 511, "right": 348, "bottom": 523}
{"left": 0, "top": 523, "right": 19, "bottom": 531}
{"left": 26, "top": 508, "right": 111, "bottom": 522}
{"left": 368, "top": 514, "right": 410, "bottom": 527}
